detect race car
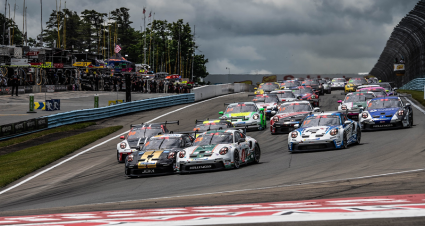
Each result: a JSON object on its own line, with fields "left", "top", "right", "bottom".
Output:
{"left": 279, "top": 80, "right": 301, "bottom": 89}
{"left": 359, "top": 96, "right": 413, "bottom": 131}
{"left": 116, "top": 121, "right": 179, "bottom": 163}
{"left": 288, "top": 111, "right": 361, "bottom": 152}
{"left": 270, "top": 90, "right": 298, "bottom": 102}
{"left": 292, "top": 86, "right": 320, "bottom": 107}
{"left": 124, "top": 133, "right": 194, "bottom": 177}
{"left": 176, "top": 129, "right": 261, "bottom": 174}
{"left": 330, "top": 78, "right": 346, "bottom": 90}
{"left": 357, "top": 87, "right": 390, "bottom": 97}
{"left": 219, "top": 102, "right": 267, "bottom": 130}
{"left": 344, "top": 78, "right": 368, "bottom": 93}
{"left": 318, "top": 79, "right": 332, "bottom": 94}
{"left": 302, "top": 80, "right": 324, "bottom": 95}
{"left": 337, "top": 92, "right": 375, "bottom": 120}
{"left": 193, "top": 119, "right": 234, "bottom": 132}
{"left": 253, "top": 95, "right": 280, "bottom": 118}
{"left": 270, "top": 101, "right": 320, "bottom": 134}
{"left": 372, "top": 82, "right": 398, "bottom": 95}
{"left": 254, "top": 82, "right": 280, "bottom": 94}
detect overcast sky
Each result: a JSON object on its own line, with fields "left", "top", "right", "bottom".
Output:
{"left": 3, "top": 0, "right": 419, "bottom": 74}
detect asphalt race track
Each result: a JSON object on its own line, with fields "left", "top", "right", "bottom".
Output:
{"left": 1, "top": 91, "right": 425, "bottom": 217}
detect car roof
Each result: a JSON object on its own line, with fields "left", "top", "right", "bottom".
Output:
{"left": 153, "top": 134, "right": 184, "bottom": 138}
{"left": 203, "top": 130, "right": 235, "bottom": 134}
{"left": 372, "top": 96, "right": 399, "bottom": 100}
{"left": 281, "top": 101, "right": 310, "bottom": 105}
{"left": 309, "top": 111, "right": 344, "bottom": 117}
{"left": 228, "top": 102, "right": 256, "bottom": 106}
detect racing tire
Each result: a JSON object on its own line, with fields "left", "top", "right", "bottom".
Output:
{"left": 233, "top": 151, "right": 240, "bottom": 169}
{"left": 125, "top": 167, "right": 130, "bottom": 176}
{"left": 342, "top": 133, "right": 348, "bottom": 149}
{"left": 355, "top": 127, "right": 361, "bottom": 145}
{"left": 253, "top": 144, "right": 261, "bottom": 164}
{"left": 408, "top": 114, "right": 413, "bottom": 128}
{"left": 117, "top": 151, "right": 124, "bottom": 163}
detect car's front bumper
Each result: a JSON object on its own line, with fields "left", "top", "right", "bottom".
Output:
{"left": 232, "top": 120, "right": 261, "bottom": 130}
{"left": 361, "top": 120, "right": 404, "bottom": 131}
{"left": 331, "top": 85, "right": 345, "bottom": 90}
{"left": 271, "top": 122, "right": 299, "bottom": 134}
{"left": 125, "top": 165, "right": 174, "bottom": 176}
{"left": 289, "top": 140, "right": 339, "bottom": 152}
{"left": 178, "top": 160, "right": 229, "bottom": 173}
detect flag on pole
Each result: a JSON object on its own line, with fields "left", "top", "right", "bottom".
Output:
{"left": 143, "top": 7, "right": 146, "bottom": 14}
{"left": 149, "top": 11, "right": 152, "bottom": 17}
{"left": 114, "top": 45, "right": 121, "bottom": 53}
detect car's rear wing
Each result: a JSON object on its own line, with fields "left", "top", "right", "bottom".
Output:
{"left": 130, "top": 120, "right": 179, "bottom": 128}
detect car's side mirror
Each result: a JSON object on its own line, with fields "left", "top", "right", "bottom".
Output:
{"left": 219, "top": 111, "right": 224, "bottom": 115}
{"left": 344, "top": 120, "right": 351, "bottom": 125}
{"left": 313, "top": 107, "right": 320, "bottom": 112}
{"left": 394, "top": 87, "right": 398, "bottom": 91}
{"left": 406, "top": 103, "right": 411, "bottom": 107}
{"left": 120, "top": 135, "right": 125, "bottom": 139}
{"left": 238, "top": 138, "right": 246, "bottom": 143}
{"left": 359, "top": 107, "right": 364, "bottom": 110}
{"left": 254, "top": 87, "right": 257, "bottom": 90}
{"left": 337, "top": 100, "right": 342, "bottom": 103}
{"left": 294, "top": 124, "right": 299, "bottom": 128}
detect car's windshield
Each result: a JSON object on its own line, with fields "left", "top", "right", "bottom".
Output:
{"left": 263, "top": 96, "right": 279, "bottom": 103}
{"left": 302, "top": 115, "right": 341, "bottom": 127}
{"left": 226, "top": 104, "right": 257, "bottom": 113}
{"left": 348, "top": 80, "right": 364, "bottom": 85}
{"left": 281, "top": 81, "right": 299, "bottom": 87}
{"left": 304, "top": 81, "right": 319, "bottom": 86}
{"left": 345, "top": 93, "right": 374, "bottom": 102}
{"left": 367, "top": 99, "right": 402, "bottom": 110}
{"left": 279, "top": 103, "right": 311, "bottom": 113}
{"left": 193, "top": 132, "right": 233, "bottom": 145}
{"left": 274, "top": 92, "right": 295, "bottom": 98}
{"left": 332, "top": 78, "right": 346, "bottom": 82}
{"left": 259, "top": 83, "right": 279, "bottom": 90}
{"left": 293, "top": 88, "right": 313, "bottom": 94}
{"left": 369, "top": 90, "right": 387, "bottom": 96}
{"left": 143, "top": 137, "right": 182, "bottom": 150}
{"left": 194, "top": 123, "right": 229, "bottom": 131}
{"left": 127, "top": 127, "right": 162, "bottom": 141}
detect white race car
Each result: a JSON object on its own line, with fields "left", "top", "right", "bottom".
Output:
{"left": 270, "top": 90, "right": 298, "bottom": 102}
{"left": 288, "top": 111, "right": 361, "bottom": 152}
{"left": 330, "top": 78, "right": 346, "bottom": 90}
{"left": 176, "top": 129, "right": 261, "bottom": 174}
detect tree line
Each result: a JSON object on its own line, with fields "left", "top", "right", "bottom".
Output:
{"left": 0, "top": 7, "right": 209, "bottom": 80}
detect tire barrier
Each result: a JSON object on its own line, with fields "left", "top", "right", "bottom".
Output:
{"left": 370, "top": 0, "right": 425, "bottom": 87}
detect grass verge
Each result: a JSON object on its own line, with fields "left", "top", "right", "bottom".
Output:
{"left": 398, "top": 90, "right": 425, "bottom": 106}
{"left": 0, "top": 122, "right": 97, "bottom": 149}
{"left": 0, "top": 125, "right": 122, "bottom": 188}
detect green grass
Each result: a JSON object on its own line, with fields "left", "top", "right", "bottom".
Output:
{"left": 398, "top": 90, "right": 425, "bottom": 106}
{"left": 0, "top": 122, "right": 97, "bottom": 149}
{"left": 0, "top": 125, "right": 123, "bottom": 188}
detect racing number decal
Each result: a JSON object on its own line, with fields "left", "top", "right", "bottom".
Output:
{"left": 128, "top": 131, "right": 136, "bottom": 136}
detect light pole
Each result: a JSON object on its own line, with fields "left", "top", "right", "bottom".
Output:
{"left": 226, "top": 67, "right": 230, "bottom": 75}
{"left": 85, "top": 49, "right": 89, "bottom": 61}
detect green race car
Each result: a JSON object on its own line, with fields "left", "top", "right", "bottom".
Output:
{"left": 219, "top": 102, "right": 267, "bottom": 131}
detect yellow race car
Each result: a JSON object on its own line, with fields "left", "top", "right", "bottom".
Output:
{"left": 344, "top": 78, "right": 367, "bottom": 93}
{"left": 254, "top": 82, "right": 280, "bottom": 94}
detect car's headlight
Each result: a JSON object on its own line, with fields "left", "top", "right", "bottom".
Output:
{"left": 179, "top": 151, "right": 186, "bottom": 158}
{"left": 341, "top": 105, "right": 347, "bottom": 110}
{"left": 347, "top": 85, "right": 350, "bottom": 88}
{"left": 120, "top": 142, "right": 126, "bottom": 149}
{"left": 291, "top": 131, "right": 298, "bottom": 138}
{"left": 398, "top": 110, "right": 404, "bottom": 116}
{"left": 253, "top": 114, "right": 259, "bottom": 119}
{"left": 273, "top": 116, "right": 279, "bottom": 122}
{"left": 127, "top": 154, "right": 134, "bottom": 162}
{"left": 221, "top": 116, "right": 227, "bottom": 119}
{"left": 168, "top": 152, "right": 175, "bottom": 159}
{"left": 330, "top": 128, "right": 338, "bottom": 136}
{"left": 219, "top": 147, "right": 228, "bottom": 155}
{"left": 362, "top": 112, "right": 368, "bottom": 118}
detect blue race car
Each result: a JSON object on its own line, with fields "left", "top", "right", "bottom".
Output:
{"left": 359, "top": 96, "right": 413, "bottom": 131}
{"left": 288, "top": 111, "right": 361, "bottom": 152}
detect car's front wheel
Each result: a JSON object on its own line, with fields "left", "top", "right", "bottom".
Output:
{"left": 233, "top": 151, "right": 240, "bottom": 169}
{"left": 343, "top": 133, "right": 348, "bottom": 149}
{"left": 253, "top": 144, "right": 261, "bottom": 164}
{"left": 407, "top": 114, "right": 413, "bottom": 128}
{"left": 355, "top": 127, "right": 361, "bottom": 145}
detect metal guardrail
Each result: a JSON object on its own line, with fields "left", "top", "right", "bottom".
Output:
{"left": 399, "top": 78, "right": 425, "bottom": 91}
{"left": 0, "top": 94, "right": 195, "bottom": 141}
{"left": 370, "top": 0, "right": 425, "bottom": 88}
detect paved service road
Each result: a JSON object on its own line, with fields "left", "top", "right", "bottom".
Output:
{"left": 0, "top": 91, "right": 175, "bottom": 125}
{"left": 0, "top": 92, "right": 424, "bottom": 216}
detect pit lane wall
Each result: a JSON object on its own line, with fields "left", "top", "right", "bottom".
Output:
{"left": 0, "top": 84, "right": 252, "bottom": 140}
{"left": 193, "top": 83, "right": 254, "bottom": 101}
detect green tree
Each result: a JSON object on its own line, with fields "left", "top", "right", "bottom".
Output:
{"left": 81, "top": 9, "right": 107, "bottom": 54}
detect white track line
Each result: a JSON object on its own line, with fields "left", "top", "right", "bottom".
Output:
{"left": 0, "top": 93, "right": 241, "bottom": 196}
{"left": 403, "top": 97, "right": 425, "bottom": 114}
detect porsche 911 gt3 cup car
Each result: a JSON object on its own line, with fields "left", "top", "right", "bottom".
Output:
{"left": 302, "top": 80, "right": 324, "bottom": 95}
{"left": 124, "top": 133, "right": 194, "bottom": 177}
{"left": 219, "top": 102, "right": 267, "bottom": 130}
{"left": 117, "top": 121, "right": 179, "bottom": 163}
{"left": 357, "top": 87, "right": 390, "bottom": 98}
{"left": 337, "top": 92, "right": 375, "bottom": 120}
{"left": 344, "top": 78, "right": 367, "bottom": 93}
{"left": 330, "top": 78, "right": 346, "bottom": 90}
{"left": 318, "top": 79, "right": 332, "bottom": 94}
{"left": 278, "top": 80, "right": 301, "bottom": 89}
{"left": 270, "top": 101, "right": 320, "bottom": 134}
{"left": 292, "top": 86, "right": 320, "bottom": 107}
{"left": 193, "top": 119, "right": 234, "bottom": 132}
{"left": 270, "top": 90, "right": 298, "bottom": 102}
{"left": 288, "top": 112, "right": 361, "bottom": 152}
{"left": 254, "top": 82, "right": 280, "bottom": 94}
{"left": 176, "top": 129, "right": 261, "bottom": 174}
{"left": 359, "top": 96, "right": 413, "bottom": 131}
{"left": 252, "top": 95, "right": 279, "bottom": 118}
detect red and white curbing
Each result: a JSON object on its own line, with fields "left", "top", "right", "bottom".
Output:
{"left": 1, "top": 194, "right": 425, "bottom": 225}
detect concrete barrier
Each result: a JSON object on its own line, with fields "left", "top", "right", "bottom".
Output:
{"left": 192, "top": 83, "right": 255, "bottom": 101}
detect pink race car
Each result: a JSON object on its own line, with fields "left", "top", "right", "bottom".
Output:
{"left": 357, "top": 87, "right": 391, "bottom": 98}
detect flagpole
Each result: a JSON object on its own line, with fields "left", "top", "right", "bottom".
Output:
{"left": 143, "top": 7, "right": 146, "bottom": 65}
